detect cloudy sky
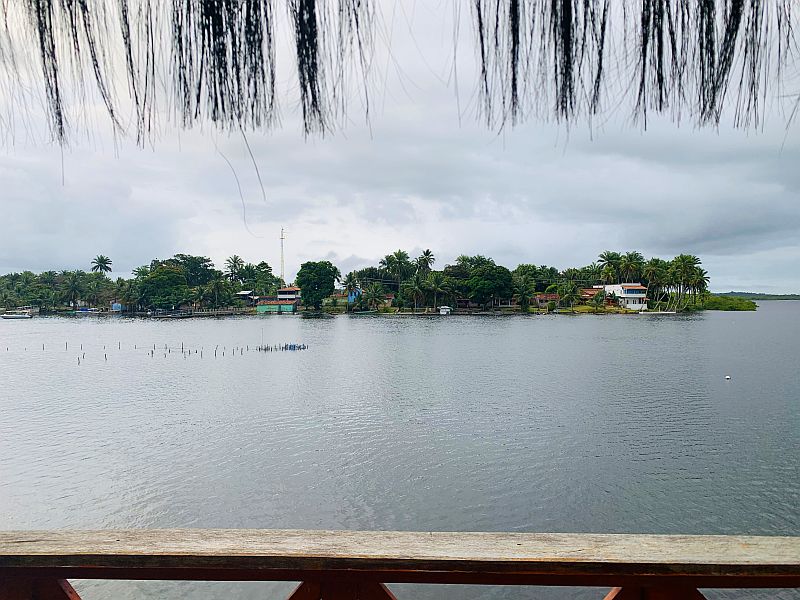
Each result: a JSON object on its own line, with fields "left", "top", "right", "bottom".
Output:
{"left": 1, "top": 3, "right": 798, "bottom": 292}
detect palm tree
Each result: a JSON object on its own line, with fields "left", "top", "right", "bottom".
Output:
{"left": 342, "top": 271, "right": 360, "bottom": 312}
{"left": 61, "top": 271, "right": 85, "bottom": 309}
{"left": 600, "top": 265, "right": 616, "bottom": 284}
{"left": 426, "top": 271, "right": 446, "bottom": 310}
{"left": 590, "top": 290, "right": 605, "bottom": 313}
{"left": 643, "top": 258, "right": 666, "bottom": 307}
{"left": 207, "top": 276, "right": 229, "bottom": 308}
{"left": 191, "top": 285, "right": 207, "bottom": 309}
{"left": 90, "top": 255, "right": 112, "bottom": 274}
{"left": 363, "top": 283, "right": 385, "bottom": 310}
{"left": 558, "top": 281, "right": 579, "bottom": 312}
{"left": 619, "top": 251, "right": 644, "bottom": 282}
{"left": 415, "top": 249, "right": 435, "bottom": 274}
{"left": 225, "top": 255, "right": 244, "bottom": 283}
{"left": 597, "top": 251, "right": 621, "bottom": 283}
{"left": 84, "top": 280, "right": 102, "bottom": 307}
{"left": 403, "top": 271, "right": 428, "bottom": 313}
{"left": 513, "top": 274, "right": 536, "bottom": 312}
{"left": 380, "top": 250, "right": 412, "bottom": 292}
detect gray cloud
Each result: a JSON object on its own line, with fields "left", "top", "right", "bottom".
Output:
{"left": 0, "top": 4, "right": 798, "bottom": 292}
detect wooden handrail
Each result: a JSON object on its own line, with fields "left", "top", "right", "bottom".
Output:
{"left": 1, "top": 530, "right": 799, "bottom": 599}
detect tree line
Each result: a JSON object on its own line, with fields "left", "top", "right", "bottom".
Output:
{"left": 0, "top": 254, "right": 282, "bottom": 311}
{"left": 299, "top": 250, "right": 710, "bottom": 313}
{"left": 0, "top": 249, "right": 710, "bottom": 313}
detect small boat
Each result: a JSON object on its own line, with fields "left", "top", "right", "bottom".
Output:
{"left": 438, "top": 305, "right": 452, "bottom": 315}
{"left": 2, "top": 309, "right": 33, "bottom": 319}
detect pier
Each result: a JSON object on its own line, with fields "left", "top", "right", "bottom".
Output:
{"left": 1, "top": 529, "right": 798, "bottom": 599}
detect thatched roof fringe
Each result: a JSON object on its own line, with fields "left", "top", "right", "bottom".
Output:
{"left": 0, "top": 0, "right": 795, "bottom": 144}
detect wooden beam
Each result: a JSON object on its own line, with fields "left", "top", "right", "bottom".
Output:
{"left": 604, "top": 587, "right": 707, "bottom": 599}
{"left": 0, "top": 530, "right": 797, "bottom": 588}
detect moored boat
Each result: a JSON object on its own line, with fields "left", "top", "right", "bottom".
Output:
{"left": 2, "top": 308, "right": 33, "bottom": 319}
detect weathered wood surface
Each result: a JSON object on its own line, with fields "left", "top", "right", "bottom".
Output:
{"left": 0, "top": 530, "right": 798, "bottom": 586}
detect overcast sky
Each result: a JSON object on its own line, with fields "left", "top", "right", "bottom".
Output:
{"left": 0, "top": 3, "right": 797, "bottom": 292}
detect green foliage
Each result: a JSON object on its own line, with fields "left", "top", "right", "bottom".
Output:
{"left": 296, "top": 261, "right": 340, "bottom": 310}
{"left": 701, "top": 295, "right": 757, "bottom": 311}
{"left": 467, "top": 264, "right": 513, "bottom": 308}
{"left": 139, "top": 265, "right": 190, "bottom": 309}
{"left": 90, "top": 255, "right": 112, "bottom": 273}
{"left": 362, "top": 282, "right": 385, "bottom": 310}
{"left": 719, "top": 292, "right": 800, "bottom": 300}
{"left": 169, "top": 254, "right": 216, "bottom": 287}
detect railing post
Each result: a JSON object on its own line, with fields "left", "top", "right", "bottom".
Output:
{"left": 0, "top": 579, "right": 81, "bottom": 600}
{"left": 286, "top": 581, "right": 397, "bottom": 600}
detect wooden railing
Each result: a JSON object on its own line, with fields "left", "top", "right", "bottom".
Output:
{"left": 1, "top": 530, "right": 798, "bottom": 599}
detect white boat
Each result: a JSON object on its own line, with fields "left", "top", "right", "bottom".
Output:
{"left": 438, "top": 305, "right": 452, "bottom": 315}
{"left": 2, "top": 309, "right": 33, "bottom": 319}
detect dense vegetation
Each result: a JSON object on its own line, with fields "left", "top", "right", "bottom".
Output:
{"left": 0, "top": 254, "right": 281, "bottom": 312}
{"left": 719, "top": 292, "right": 800, "bottom": 301}
{"left": 699, "top": 296, "right": 758, "bottom": 311}
{"left": 0, "top": 249, "right": 733, "bottom": 314}
{"left": 340, "top": 250, "right": 711, "bottom": 313}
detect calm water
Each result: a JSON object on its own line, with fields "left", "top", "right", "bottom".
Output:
{"left": 1, "top": 303, "right": 798, "bottom": 599}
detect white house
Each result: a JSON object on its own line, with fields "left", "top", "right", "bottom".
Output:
{"left": 604, "top": 283, "right": 648, "bottom": 310}
{"left": 277, "top": 286, "right": 302, "bottom": 302}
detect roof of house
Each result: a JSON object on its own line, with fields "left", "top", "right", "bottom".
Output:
{"left": 235, "top": 290, "right": 253, "bottom": 295}
{"left": 621, "top": 284, "right": 647, "bottom": 289}
{"left": 535, "top": 293, "right": 560, "bottom": 300}
{"left": 258, "top": 299, "right": 297, "bottom": 306}
{"left": 278, "top": 286, "right": 301, "bottom": 292}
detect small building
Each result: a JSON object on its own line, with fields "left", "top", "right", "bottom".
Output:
{"left": 534, "top": 293, "right": 559, "bottom": 308}
{"left": 234, "top": 290, "right": 259, "bottom": 306}
{"left": 277, "top": 286, "right": 301, "bottom": 302}
{"left": 604, "top": 283, "right": 648, "bottom": 310}
{"left": 256, "top": 299, "right": 297, "bottom": 314}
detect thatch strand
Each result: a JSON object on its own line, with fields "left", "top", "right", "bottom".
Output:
{"left": 0, "top": 0, "right": 795, "bottom": 144}
{"left": 472, "top": 0, "right": 796, "bottom": 129}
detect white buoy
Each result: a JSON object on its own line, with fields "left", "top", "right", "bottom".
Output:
{"left": 725, "top": 375, "right": 731, "bottom": 380}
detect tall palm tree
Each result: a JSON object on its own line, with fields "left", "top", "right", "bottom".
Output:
{"left": 416, "top": 249, "right": 435, "bottom": 274}
{"left": 600, "top": 265, "right": 616, "bottom": 284}
{"left": 90, "top": 255, "right": 112, "bottom": 274}
{"left": 84, "top": 280, "right": 101, "bottom": 307}
{"left": 403, "top": 271, "right": 428, "bottom": 313}
{"left": 643, "top": 258, "right": 666, "bottom": 307}
{"left": 597, "top": 251, "right": 621, "bottom": 283}
{"left": 380, "top": 250, "right": 412, "bottom": 292}
{"left": 61, "top": 271, "right": 85, "bottom": 309}
{"left": 225, "top": 255, "right": 245, "bottom": 283}
{"left": 207, "top": 276, "right": 229, "bottom": 308}
{"left": 619, "top": 251, "right": 645, "bottom": 282}
{"left": 426, "top": 271, "right": 446, "bottom": 309}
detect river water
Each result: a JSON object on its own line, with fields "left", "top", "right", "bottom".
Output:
{"left": 1, "top": 302, "right": 798, "bottom": 599}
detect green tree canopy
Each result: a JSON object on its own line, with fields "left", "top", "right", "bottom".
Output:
{"left": 139, "top": 265, "right": 190, "bottom": 310}
{"left": 296, "top": 261, "right": 340, "bottom": 310}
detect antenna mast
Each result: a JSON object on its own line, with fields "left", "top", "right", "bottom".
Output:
{"left": 280, "top": 227, "right": 286, "bottom": 283}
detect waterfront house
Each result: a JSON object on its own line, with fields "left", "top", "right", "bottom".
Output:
{"left": 256, "top": 299, "right": 297, "bottom": 314}
{"left": 277, "top": 286, "right": 301, "bottom": 302}
{"left": 534, "top": 293, "right": 559, "bottom": 308}
{"left": 234, "top": 290, "right": 259, "bottom": 307}
{"left": 604, "top": 283, "right": 648, "bottom": 310}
